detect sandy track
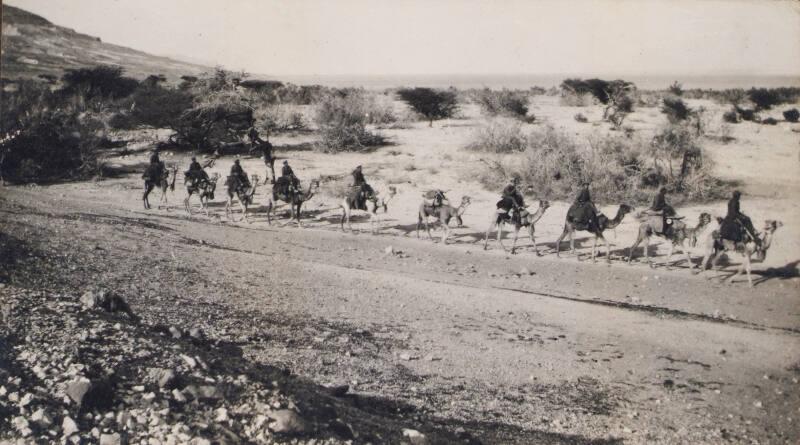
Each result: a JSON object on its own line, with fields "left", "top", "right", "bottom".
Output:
{"left": 2, "top": 184, "right": 798, "bottom": 444}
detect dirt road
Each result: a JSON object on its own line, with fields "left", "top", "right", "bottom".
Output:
{"left": 1, "top": 178, "right": 798, "bottom": 444}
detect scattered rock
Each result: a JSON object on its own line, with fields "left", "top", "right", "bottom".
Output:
{"left": 168, "top": 326, "right": 182, "bottom": 339}
{"left": 63, "top": 416, "right": 79, "bottom": 436}
{"left": 269, "top": 409, "right": 308, "bottom": 435}
{"left": 99, "top": 432, "right": 123, "bottom": 445}
{"left": 12, "top": 416, "right": 32, "bottom": 437}
{"left": 31, "top": 408, "right": 53, "bottom": 427}
{"left": 148, "top": 368, "right": 178, "bottom": 389}
{"left": 66, "top": 377, "right": 92, "bottom": 406}
{"left": 403, "top": 428, "right": 427, "bottom": 445}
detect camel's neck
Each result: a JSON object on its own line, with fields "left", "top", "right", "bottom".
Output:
{"left": 456, "top": 202, "right": 470, "bottom": 216}
{"left": 169, "top": 171, "right": 176, "bottom": 188}
{"left": 761, "top": 231, "right": 775, "bottom": 251}
{"left": 691, "top": 219, "right": 709, "bottom": 234}
{"left": 607, "top": 208, "right": 627, "bottom": 229}
{"left": 529, "top": 204, "right": 547, "bottom": 223}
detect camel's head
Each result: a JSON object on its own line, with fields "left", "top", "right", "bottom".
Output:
{"left": 763, "top": 219, "right": 783, "bottom": 234}
{"left": 386, "top": 186, "right": 397, "bottom": 198}
{"left": 250, "top": 174, "right": 261, "bottom": 187}
{"left": 756, "top": 220, "right": 783, "bottom": 260}
{"left": 539, "top": 199, "right": 551, "bottom": 210}
{"left": 209, "top": 172, "right": 220, "bottom": 184}
{"left": 698, "top": 212, "right": 712, "bottom": 226}
{"left": 460, "top": 196, "right": 472, "bottom": 206}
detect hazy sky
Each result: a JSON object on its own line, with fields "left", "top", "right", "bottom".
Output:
{"left": 7, "top": 0, "right": 800, "bottom": 77}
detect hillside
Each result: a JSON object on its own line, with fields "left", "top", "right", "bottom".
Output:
{"left": 1, "top": 4, "right": 210, "bottom": 83}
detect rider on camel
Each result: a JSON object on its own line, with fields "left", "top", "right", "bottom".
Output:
{"left": 572, "top": 181, "right": 599, "bottom": 227}
{"left": 143, "top": 149, "right": 164, "bottom": 181}
{"left": 495, "top": 176, "right": 526, "bottom": 222}
{"left": 352, "top": 165, "right": 372, "bottom": 204}
{"left": 644, "top": 187, "right": 677, "bottom": 234}
{"left": 185, "top": 157, "right": 209, "bottom": 187}
{"left": 230, "top": 159, "right": 251, "bottom": 189}
{"left": 723, "top": 190, "right": 761, "bottom": 246}
{"left": 281, "top": 160, "right": 300, "bottom": 193}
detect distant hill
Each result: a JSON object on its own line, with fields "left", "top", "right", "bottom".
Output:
{"left": 1, "top": 4, "right": 211, "bottom": 84}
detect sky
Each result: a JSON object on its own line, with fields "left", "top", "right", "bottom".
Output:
{"left": 6, "top": 0, "right": 800, "bottom": 77}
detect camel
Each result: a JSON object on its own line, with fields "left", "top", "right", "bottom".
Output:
{"left": 184, "top": 172, "right": 220, "bottom": 217}
{"left": 417, "top": 196, "right": 471, "bottom": 244}
{"left": 143, "top": 164, "right": 177, "bottom": 210}
{"left": 627, "top": 212, "right": 712, "bottom": 268}
{"left": 483, "top": 200, "right": 550, "bottom": 255}
{"left": 340, "top": 186, "right": 397, "bottom": 234}
{"left": 266, "top": 179, "right": 320, "bottom": 226}
{"left": 555, "top": 204, "right": 635, "bottom": 262}
{"left": 695, "top": 219, "right": 783, "bottom": 287}
{"left": 225, "top": 174, "right": 259, "bottom": 222}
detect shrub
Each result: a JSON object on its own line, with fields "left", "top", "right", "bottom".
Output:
{"left": 668, "top": 81, "right": 684, "bottom": 97}
{"left": 574, "top": 113, "right": 588, "bottom": 123}
{"left": 783, "top": 108, "right": 799, "bottom": 122}
{"left": 474, "top": 89, "right": 530, "bottom": 120}
{"left": 314, "top": 93, "right": 385, "bottom": 152}
{"left": 722, "top": 109, "right": 739, "bottom": 124}
{"left": 762, "top": 117, "right": 778, "bottom": 125}
{"left": 1, "top": 80, "right": 108, "bottom": 184}
{"left": 60, "top": 65, "right": 139, "bottom": 103}
{"left": 661, "top": 96, "right": 692, "bottom": 123}
{"left": 115, "top": 85, "right": 194, "bottom": 130}
{"left": 465, "top": 118, "right": 527, "bottom": 153}
{"left": 469, "top": 123, "right": 721, "bottom": 204}
{"left": 1, "top": 109, "right": 102, "bottom": 183}
{"left": 746, "top": 88, "right": 800, "bottom": 111}
{"left": 397, "top": 87, "right": 459, "bottom": 126}
{"left": 735, "top": 106, "right": 756, "bottom": 122}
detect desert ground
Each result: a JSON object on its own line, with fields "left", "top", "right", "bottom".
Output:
{"left": 2, "top": 96, "right": 799, "bottom": 444}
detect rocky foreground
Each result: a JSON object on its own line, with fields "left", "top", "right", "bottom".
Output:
{"left": 0, "top": 286, "right": 456, "bottom": 444}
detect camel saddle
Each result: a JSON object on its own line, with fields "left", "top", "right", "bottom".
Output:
{"left": 719, "top": 217, "right": 746, "bottom": 242}
{"left": 641, "top": 209, "right": 683, "bottom": 235}
{"left": 273, "top": 176, "right": 301, "bottom": 200}
{"left": 566, "top": 202, "right": 598, "bottom": 231}
{"left": 142, "top": 162, "right": 165, "bottom": 182}
{"left": 346, "top": 184, "right": 374, "bottom": 211}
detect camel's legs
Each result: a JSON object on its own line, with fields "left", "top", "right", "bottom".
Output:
{"left": 570, "top": 231, "right": 577, "bottom": 258}
{"left": 266, "top": 200, "right": 273, "bottom": 225}
{"left": 591, "top": 235, "right": 598, "bottom": 262}
{"left": 225, "top": 197, "right": 234, "bottom": 221}
{"left": 425, "top": 216, "right": 434, "bottom": 240}
{"left": 496, "top": 223, "right": 507, "bottom": 252}
{"left": 627, "top": 231, "right": 645, "bottom": 264}
{"left": 683, "top": 245, "right": 695, "bottom": 270}
{"left": 510, "top": 226, "right": 521, "bottom": 254}
{"left": 483, "top": 219, "right": 496, "bottom": 250}
{"left": 143, "top": 183, "right": 154, "bottom": 210}
{"left": 417, "top": 214, "right": 423, "bottom": 238}
{"left": 441, "top": 222, "right": 450, "bottom": 244}
{"left": 528, "top": 225, "right": 540, "bottom": 256}
{"left": 710, "top": 251, "right": 724, "bottom": 271}
{"left": 603, "top": 234, "right": 612, "bottom": 263}
{"left": 555, "top": 227, "right": 569, "bottom": 258}
{"left": 184, "top": 194, "right": 192, "bottom": 215}
{"left": 159, "top": 186, "right": 169, "bottom": 210}
{"left": 295, "top": 202, "right": 303, "bottom": 227}
{"left": 239, "top": 199, "right": 248, "bottom": 223}
{"left": 744, "top": 253, "right": 753, "bottom": 287}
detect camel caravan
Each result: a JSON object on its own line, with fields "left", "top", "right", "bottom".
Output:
{"left": 140, "top": 133, "right": 782, "bottom": 287}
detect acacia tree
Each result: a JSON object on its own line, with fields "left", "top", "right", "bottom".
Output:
{"left": 560, "top": 78, "right": 635, "bottom": 129}
{"left": 397, "top": 87, "right": 459, "bottom": 127}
